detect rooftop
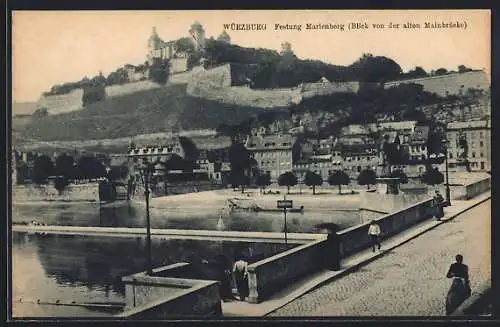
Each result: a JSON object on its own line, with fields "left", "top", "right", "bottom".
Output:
{"left": 447, "top": 120, "right": 490, "bottom": 130}
{"left": 246, "top": 134, "right": 296, "bottom": 151}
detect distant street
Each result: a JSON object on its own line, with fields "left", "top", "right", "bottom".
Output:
{"left": 269, "top": 200, "right": 491, "bottom": 316}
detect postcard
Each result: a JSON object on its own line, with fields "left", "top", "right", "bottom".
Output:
{"left": 11, "top": 9, "right": 492, "bottom": 319}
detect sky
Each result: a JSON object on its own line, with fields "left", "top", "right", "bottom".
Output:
{"left": 12, "top": 10, "right": 490, "bottom": 103}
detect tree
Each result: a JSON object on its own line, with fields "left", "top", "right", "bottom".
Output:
{"left": 106, "top": 68, "right": 129, "bottom": 85}
{"left": 256, "top": 173, "right": 271, "bottom": 193}
{"left": 278, "top": 171, "right": 298, "bottom": 194}
{"left": 179, "top": 136, "right": 199, "bottom": 162}
{"left": 77, "top": 155, "right": 106, "bottom": 181}
{"left": 303, "top": 170, "right": 323, "bottom": 195}
{"left": 421, "top": 168, "right": 444, "bottom": 186}
{"left": 357, "top": 168, "right": 377, "bottom": 190}
{"left": 229, "top": 170, "right": 250, "bottom": 193}
{"left": 55, "top": 153, "right": 75, "bottom": 179}
{"left": 389, "top": 169, "right": 408, "bottom": 184}
{"left": 54, "top": 176, "right": 70, "bottom": 195}
{"left": 32, "top": 155, "right": 54, "bottom": 184}
{"left": 33, "top": 107, "right": 49, "bottom": 118}
{"left": 435, "top": 68, "right": 448, "bottom": 76}
{"left": 328, "top": 170, "right": 350, "bottom": 194}
{"left": 187, "top": 51, "right": 203, "bottom": 70}
{"left": 407, "top": 66, "right": 427, "bottom": 78}
{"left": 349, "top": 53, "right": 403, "bottom": 83}
{"left": 149, "top": 60, "right": 170, "bottom": 85}
{"left": 457, "top": 134, "right": 471, "bottom": 172}
{"left": 458, "top": 65, "right": 472, "bottom": 74}
{"left": 174, "top": 37, "right": 196, "bottom": 54}
{"left": 82, "top": 83, "right": 106, "bottom": 107}
{"left": 228, "top": 141, "right": 252, "bottom": 193}
{"left": 15, "top": 161, "right": 29, "bottom": 185}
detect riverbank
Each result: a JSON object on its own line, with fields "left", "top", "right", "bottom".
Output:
{"left": 147, "top": 188, "right": 362, "bottom": 214}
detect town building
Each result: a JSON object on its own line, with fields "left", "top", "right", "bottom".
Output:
{"left": 245, "top": 132, "right": 297, "bottom": 180}
{"left": 196, "top": 148, "right": 231, "bottom": 185}
{"left": 334, "top": 143, "right": 380, "bottom": 178}
{"left": 446, "top": 119, "right": 491, "bottom": 172}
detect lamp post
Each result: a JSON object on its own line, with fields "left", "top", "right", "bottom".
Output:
{"left": 442, "top": 139, "right": 451, "bottom": 206}
{"left": 128, "top": 148, "right": 164, "bottom": 276}
{"left": 429, "top": 141, "right": 451, "bottom": 207}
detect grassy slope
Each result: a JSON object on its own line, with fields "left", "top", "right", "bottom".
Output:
{"left": 14, "top": 84, "right": 273, "bottom": 142}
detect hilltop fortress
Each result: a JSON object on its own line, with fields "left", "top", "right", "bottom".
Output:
{"left": 35, "top": 21, "right": 490, "bottom": 115}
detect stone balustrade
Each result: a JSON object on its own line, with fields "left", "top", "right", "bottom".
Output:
{"left": 116, "top": 263, "right": 222, "bottom": 319}
{"left": 246, "top": 197, "right": 435, "bottom": 303}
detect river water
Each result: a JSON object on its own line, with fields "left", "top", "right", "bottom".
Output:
{"left": 11, "top": 201, "right": 361, "bottom": 318}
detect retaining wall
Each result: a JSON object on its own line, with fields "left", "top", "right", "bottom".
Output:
{"left": 117, "top": 264, "right": 222, "bottom": 319}
{"left": 246, "top": 197, "right": 435, "bottom": 303}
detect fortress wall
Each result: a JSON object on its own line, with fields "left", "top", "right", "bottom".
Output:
{"left": 37, "top": 80, "right": 162, "bottom": 114}
{"left": 186, "top": 64, "right": 232, "bottom": 96}
{"left": 37, "top": 89, "right": 84, "bottom": 115}
{"left": 189, "top": 85, "right": 299, "bottom": 108}
{"left": 301, "top": 81, "right": 360, "bottom": 99}
{"left": 384, "top": 71, "right": 490, "bottom": 97}
{"left": 170, "top": 58, "right": 188, "bottom": 74}
{"left": 105, "top": 80, "right": 161, "bottom": 98}
{"left": 169, "top": 70, "right": 195, "bottom": 84}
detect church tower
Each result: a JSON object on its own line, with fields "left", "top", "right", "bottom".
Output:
{"left": 189, "top": 21, "right": 206, "bottom": 51}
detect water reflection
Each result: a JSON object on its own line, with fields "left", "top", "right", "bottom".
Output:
{"left": 12, "top": 200, "right": 362, "bottom": 318}
{"left": 13, "top": 202, "right": 359, "bottom": 232}
{"left": 12, "top": 231, "right": 295, "bottom": 317}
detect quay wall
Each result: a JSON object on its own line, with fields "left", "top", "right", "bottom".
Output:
{"left": 246, "top": 197, "right": 435, "bottom": 303}
{"left": 12, "top": 183, "right": 101, "bottom": 202}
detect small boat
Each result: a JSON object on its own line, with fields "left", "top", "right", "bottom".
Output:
{"left": 252, "top": 205, "right": 304, "bottom": 213}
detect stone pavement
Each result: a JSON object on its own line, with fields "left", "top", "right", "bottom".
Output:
{"left": 222, "top": 191, "right": 491, "bottom": 317}
{"left": 269, "top": 194, "right": 491, "bottom": 317}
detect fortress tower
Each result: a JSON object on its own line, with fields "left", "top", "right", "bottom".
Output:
{"left": 217, "top": 30, "right": 231, "bottom": 44}
{"left": 147, "top": 26, "right": 163, "bottom": 62}
{"left": 189, "top": 21, "right": 206, "bottom": 51}
{"left": 280, "top": 41, "right": 293, "bottom": 56}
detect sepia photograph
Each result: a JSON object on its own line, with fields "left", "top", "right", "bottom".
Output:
{"left": 10, "top": 9, "right": 492, "bottom": 319}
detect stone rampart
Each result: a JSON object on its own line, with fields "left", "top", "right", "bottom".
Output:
{"left": 384, "top": 71, "right": 490, "bottom": 97}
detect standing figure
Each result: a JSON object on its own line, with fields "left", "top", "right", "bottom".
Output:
{"left": 233, "top": 256, "right": 249, "bottom": 301}
{"left": 215, "top": 254, "right": 234, "bottom": 302}
{"left": 368, "top": 220, "right": 382, "bottom": 252}
{"left": 325, "top": 227, "right": 341, "bottom": 271}
{"left": 446, "top": 254, "right": 471, "bottom": 314}
{"left": 434, "top": 190, "right": 445, "bottom": 220}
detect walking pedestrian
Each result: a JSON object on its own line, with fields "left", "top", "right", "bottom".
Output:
{"left": 232, "top": 256, "right": 249, "bottom": 301}
{"left": 446, "top": 254, "right": 471, "bottom": 297}
{"left": 368, "top": 220, "right": 381, "bottom": 252}
{"left": 434, "top": 190, "right": 445, "bottom": 221}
